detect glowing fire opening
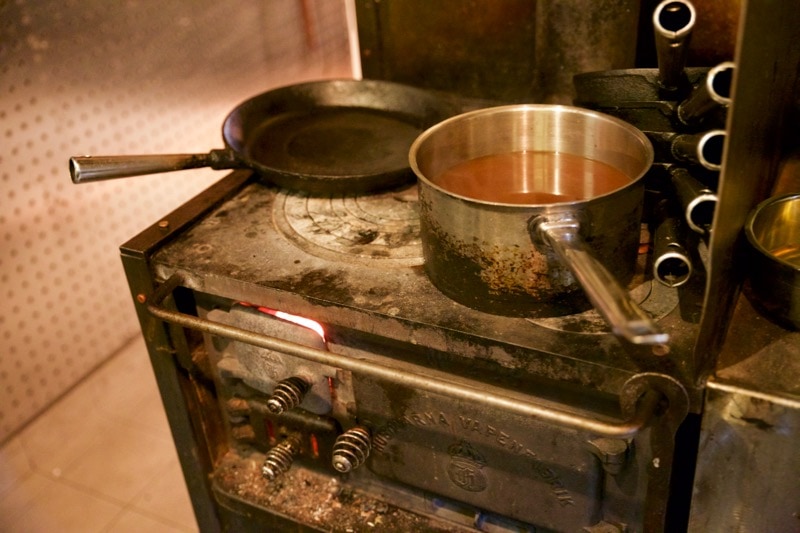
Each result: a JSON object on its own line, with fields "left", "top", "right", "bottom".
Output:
{"left": 239, "top": 302, "right": 326, "bottom": 342}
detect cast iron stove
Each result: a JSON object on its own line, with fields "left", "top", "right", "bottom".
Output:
{"left": 122, "top": 168, "right": 702, "bottom": 532}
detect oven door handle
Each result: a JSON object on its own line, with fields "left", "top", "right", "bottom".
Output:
{"left": 144, "top": 273, "right": 687, "bottom": 439}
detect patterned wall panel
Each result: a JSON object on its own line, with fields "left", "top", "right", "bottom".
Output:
{"left": 0, "top": 0, "right": 352, "bottom": 441}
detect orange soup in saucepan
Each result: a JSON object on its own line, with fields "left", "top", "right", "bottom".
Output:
{"left": 433, "top": 151, "right": 632, "bottom": 204}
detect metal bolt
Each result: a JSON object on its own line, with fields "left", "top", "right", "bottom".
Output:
{"left": 157, "top": 219, "right": 170, "bottom": 230}
{"left": 587, "top": 438, "right": 630, "bottom": 475}
{"left": 136, "top": 293, "right": 147, "bottom": 304}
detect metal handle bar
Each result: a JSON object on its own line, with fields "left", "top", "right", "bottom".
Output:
{"left": 146, "top": 273, "right": 662, "bottom": 439}
{"left": 69, "top": 149, "right": 236, "bottom": 183}
{"left": 533, "top": 215, "right": 670, "bottom": 346}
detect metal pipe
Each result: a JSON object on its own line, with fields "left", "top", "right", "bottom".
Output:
{"left": 677, "top": 62, "right": 735, "bottom": 125}
{"left": 653, "top": 0, "right": 696, "bottom": 91}
{"left": 652, "top": 200, "right": 693, "bottom": 287}
{"left": 670, "top": 166, "right": 717, "bottom": 235}
{"left": 145, "top": 273, "right": 662, "bottom": 439}
{"left": 671, "top": 130, "right": 727, "bottom": 171}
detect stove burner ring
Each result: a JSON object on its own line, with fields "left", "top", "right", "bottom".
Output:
{"left": 273, "top": 184, "right": 423, "bottom": 267}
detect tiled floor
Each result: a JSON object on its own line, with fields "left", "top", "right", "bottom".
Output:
{"left": 0, "top": 336, "right": 198, "bottom": 532}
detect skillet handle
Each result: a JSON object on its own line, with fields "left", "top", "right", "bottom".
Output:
{"left": 69, "top": 149, "right": 237, "bottom": 183}
{"left": 532, "top": 215, "right": 670, "bottom": 346}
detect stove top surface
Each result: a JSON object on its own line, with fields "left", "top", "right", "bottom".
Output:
{"left": 149, "top": 174, "right": 700, "bottom": 400}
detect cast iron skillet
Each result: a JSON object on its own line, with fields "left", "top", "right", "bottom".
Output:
{"left": 70, "top": 79, "right": 465, "bottom": 194}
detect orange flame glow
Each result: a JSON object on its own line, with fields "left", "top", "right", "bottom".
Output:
{"left": 272, "top": 310, "right": 326, "bottom": 342}
{"left": 239, "top": 302, "right": 326, "bottom": 342}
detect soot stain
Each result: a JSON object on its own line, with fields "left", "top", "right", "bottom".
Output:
{"left": 269, "top": 269, "right": 356, "bottom": 306}
{"left": 736, "top": 416, "right": 775, "bottom": 431}
{"left": 245, "top": 200, "right": 271, "bottom": 216}
{"left": 355, "top": 229, "right": 379, "bottom": 245}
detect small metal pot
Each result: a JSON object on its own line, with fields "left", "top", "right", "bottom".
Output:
{"left": 744, "top": 193, "right": 800, "bottom": 330}
{"left": 410, "top": 105, "right": 667, "bottom": 345}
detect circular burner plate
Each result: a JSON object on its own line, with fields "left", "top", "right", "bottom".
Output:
{"left": 273, "top": 184, "right": 423, "bottom": 267}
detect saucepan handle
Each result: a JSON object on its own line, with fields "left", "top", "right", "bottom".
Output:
{"left": 69, "top": 149, "right": 237, "bottom": 183}
{"left": 532, "top": 214, "right": 670, "bottom": 346}
{"left": 144, "top": 272, "right": 666, "bottom": 439}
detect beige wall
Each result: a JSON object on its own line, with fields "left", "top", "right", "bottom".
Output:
{"left": 0, "top": 0, "right": 352, "bottom": 442}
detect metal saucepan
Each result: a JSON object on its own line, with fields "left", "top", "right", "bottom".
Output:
{"left": 409, "top": 105, "right": 668, "bottom": 345}
{"left": 70, "top": 79, "right": 463, "bottom": 194}
{"left": 744, "top": 193, "right": 800, "bottom": 330}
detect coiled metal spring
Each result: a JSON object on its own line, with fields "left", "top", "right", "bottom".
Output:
{"left": 262, "top": 437, "right": 300, "bottom": 480}
{"left": 332, "top": 426, "right": 372, "bottom": 473}
{"left": 266, "top": 376, "right": 309, "bottom": 414}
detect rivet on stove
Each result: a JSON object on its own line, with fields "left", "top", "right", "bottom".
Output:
{"left": 136, "top": 293, "right": 147, "bottom": 304}
{"left": 157, "top": 219, "right": 170, "bottom": 230}
{"left": 652, "top": 343, "right": 671, "bottom": 357}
